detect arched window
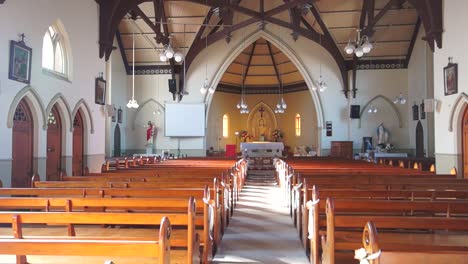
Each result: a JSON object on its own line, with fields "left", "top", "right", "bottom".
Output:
{"left": 295, "top": 113, "right": 301, "bottom": 137}
{"left": 222, "top": 114, "right": 229, "bottom": 138}
{"left": 42, "top": 24, "right": 68, "bottom": 77}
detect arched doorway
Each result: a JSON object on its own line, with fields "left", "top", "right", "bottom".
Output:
{"left": 415, "top": 121, "right": 424, "bottom": 157}
{"left": 12, "top": 99, "right": 34, "bottom": 187}
{"left": 114, "top": 124, "right": 121, "bottom": 157}
{"left": 46, "top": 105, "right": 62, "bottom": 181}
{"left": 73, "top": 110, "right": 84, "bottom": 176}
{"left": 462, "top": 107, "right": 468, "bottom": 178}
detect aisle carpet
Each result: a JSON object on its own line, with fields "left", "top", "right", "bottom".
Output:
{"left": 213, "top": 184, "right": 310, "bottom": 264}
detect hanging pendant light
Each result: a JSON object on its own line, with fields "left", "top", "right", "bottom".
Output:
{"left": 127, "top": 31, "right": 139, "bottom": 109}
{"left": 200, "top": 28, "right": 211, "bottom": 94}
{"left": 344, "top": 29, "right": 373, "bottom": 57}
{"left": 316, "top": 34, "right": 328, "bottom": 92}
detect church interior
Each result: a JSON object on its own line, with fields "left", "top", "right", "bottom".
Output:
{"left": 0, "top": 0, "right": 468, "bottom": 263}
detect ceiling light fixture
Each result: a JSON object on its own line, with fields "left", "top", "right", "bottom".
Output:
{"left": 200, "top": 30, "right": 211, "bottom": 94}
{"left": 314, "top": 34, "right": 328, "bottom": 92}
{"left": 127, "top": 31, "right": 139, "bottom": 109}
{"left": 344, "top": 29, "right": 373, "bottom": 58}
{"left": 159, "top": 36, "right": 184, "bottom": 63}
{"left": 237, "top": 34, "right": 249, "bottom": 114}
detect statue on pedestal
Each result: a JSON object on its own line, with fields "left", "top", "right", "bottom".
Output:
{"left": 146, "top": 121, "right": 156, "bottom": 154}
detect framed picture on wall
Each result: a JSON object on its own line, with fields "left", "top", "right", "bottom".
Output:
{"left": 117, "top": 107, "right": 123, "bottom": 123}
{"left": 8, "top": 40, "right": 32, "bottom": 84}
{"left": 95, "top": 77, "right": 106, "bottom": 105}
{"left": 444, "top": 59, "right": 458, "bottom": 96}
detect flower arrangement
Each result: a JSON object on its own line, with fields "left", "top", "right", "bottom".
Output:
{"left": 272, "top": 129, "right": 282, "bottom": 142}
{"left": 239, "top": 130, "right": 253, "bottom": 142}
{"left": 354, "top": 248, "right": 381, "bottom": 264}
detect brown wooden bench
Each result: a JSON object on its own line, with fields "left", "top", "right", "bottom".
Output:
{"left": 306, "top": 197, "right": 468, "bottom": 264}
{"left": 358, "top": 221, "right": 468, "bottom": 264}
{"left": 0, "top": 214, "right": 171, "bottom": 264}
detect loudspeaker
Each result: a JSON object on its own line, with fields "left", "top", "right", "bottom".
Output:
{"left": 168, "top": 79, "right": 177, "bottom": 101}
{"left": 168, "top": 79, "right": 177, "bottom": 93}
{"left": 350, "top": 105, "right": 360, "bottom": 119}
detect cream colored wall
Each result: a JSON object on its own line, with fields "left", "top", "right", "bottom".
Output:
{"left": 207, "top": 91, "right": 318, "bottom": 152}
{"left": 433, "top": 0, "right": 468, "bottom": 175}
{"left": 0, "top": 0, "right": 106, "bottom": 186}
{"left": 349, "top": 70, "right": 409, "bottom": 153}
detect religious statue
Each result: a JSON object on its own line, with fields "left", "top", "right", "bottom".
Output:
{"left": 376, "top": 123, "right": 389, "bottom": 145}
{"left": 146, "top": 121, "right": 155, "bottom": 144}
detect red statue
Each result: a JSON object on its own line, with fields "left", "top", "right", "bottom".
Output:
{"left": 146, "top": 121, "right": 154, "bottom": 142}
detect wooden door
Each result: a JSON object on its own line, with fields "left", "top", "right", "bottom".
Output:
{"left": 12, "top": 100, "right": 33, "bottom": 187}
{"left": 462, "top": 107, "right": 468, "bottom": 178}
{"left": 46, "top": 105, "right": 62, "bottom": 181}
{"left": 415, "top": 121, "right": 424, "bottom": 157}
{"left": 114, "top": 124, "right": 121, "bottom": 157}
{"left": 72, "top": 111, "right": 84, "bottom": 176}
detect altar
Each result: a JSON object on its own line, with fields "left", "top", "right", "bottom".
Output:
{"left": 240, "top": 142, "right": 284, "bottom": 158}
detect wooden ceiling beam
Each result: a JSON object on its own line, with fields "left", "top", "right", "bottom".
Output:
{"left": 362, "top": 0, "right": 399, "bottom": 37}
{"left": 266, "top": 41, "right": 282, "bottom": 85}
{"left": 133, "top": 6, "right": 169, "bottom": 45}
{"left": 308, "top": 5, "right": 349, "bottom": 98}
{"left": 0, "top": 0, "right": 6, "bottom": 4}
{"left": 405, "top": 17, "right": 421, "bottom": 65}
{"left": 407, "top": 0, "right": 443, "bottom": 51}
{"left": 242, "top": 41, "right": 257, "bottom": 86}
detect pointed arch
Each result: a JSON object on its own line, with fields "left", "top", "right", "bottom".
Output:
{"left": 132, "top": 98, "right": 165, "bottom": 129}
{"left": 205, "top": 29, "right": 324, "bottom": 129}
{"left": 42, "top": 19, "right": 73, "bottom": 80}
{"left": 449, "top": 92, "right": 468, "bottom": 132}
{"left": 46, "top": 93, "right": 73, "bottom": 131}
{"left": 72, "top": 99, "right": 94, "bottom": 134}
{"left": 246, "top": 102, "right": 278, "bottom": 131}
{"left": 7, "top": 85, "right": 47, "bottom": 130}
{"left": 358, "top": 95, "right": 403, "bottom": 128}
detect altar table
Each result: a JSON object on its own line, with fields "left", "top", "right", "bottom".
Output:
{"left": 240, "top": 142, "right": 284, "bottom": 157}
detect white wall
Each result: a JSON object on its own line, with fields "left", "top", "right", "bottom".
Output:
{"left": 0, "top": 0, "right": 106, "bottom": 185}
{"left": 433, "top": 0, "right": 468, "bottom": 175}
{"left": 349, "top": 69, "right": 409, "bottom": 152}
{"left": 108, "top": 40, "right": 128, "bottom": 157}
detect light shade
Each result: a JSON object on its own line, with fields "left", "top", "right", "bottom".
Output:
{"left": 208, "top": 86, "right": 215, "bottom": 94}
{"left": 344, "top": 42, "right": 355, "bottom": 55}
{"left": 174, "top": 52, "right": 184, "bottom": 62}
{"left": 159, "top": 52, "right": 167, "bottom": 62}
{"left": 126, "top": 99, "right": 139, "bottom": 109}
{"left": 200, "top": 86, "right": 208, "bottom": 94}
{"left": 362, "top": 41, "right": 373, "bottom": 53}
{"left": 165, "top": 47, "right": 174, "bottom": 59}
{"left": 355, "top": 46, "right": 364, "bottom": 57}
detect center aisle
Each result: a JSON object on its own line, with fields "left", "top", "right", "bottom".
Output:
{"left": 213, "top": 184, "right": 309, "bottom": 264}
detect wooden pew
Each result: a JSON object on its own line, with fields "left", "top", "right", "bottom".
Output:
{"left": 306, "top": 197, "right": 468, "bottom": 264}
{"left": 4, "top": 189, "right": 216, "bottom": 263}
{"left": 0, "top": 214, "right": 171, "bottom": 264}
{"left": 0, "top": 197, "right": 201, "bottom": 263}
{"left": 358, "top": 221, "right": 468, "bottom": 264}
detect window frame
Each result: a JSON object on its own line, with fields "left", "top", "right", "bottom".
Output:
{"left": 295, "top": 113, "right": 301, "bottom": 137}
{"left": 42, "top": 24, "right": 70, "bottom": 81}
{"left": 222, "top": 114, "right": 229, "bottom": 138}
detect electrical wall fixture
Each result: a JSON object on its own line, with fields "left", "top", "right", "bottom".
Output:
{"left": 367, "top": 105, "right": 378, "bottom": 114}
{"left": 127, "top": 31, "right": 139, "bottom": 109}
{"left": 393, "top": 92, "right": 407, "bottom": 104}
{"left": 344, "top": 29, "right": 373, "bottom": 58}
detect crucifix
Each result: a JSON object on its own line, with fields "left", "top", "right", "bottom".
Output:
{"left": 259, "top": 106, "right": 265, "bottom": 118}
{"left": 18, "top": 33, "right": 26, "bottom": 43}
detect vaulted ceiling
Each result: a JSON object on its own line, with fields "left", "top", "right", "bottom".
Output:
{"left": 218, "top": 38, "right": 307, "bottom": 94}
{"left": 98, "top": 0, "right": 442, "bottom": 97}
